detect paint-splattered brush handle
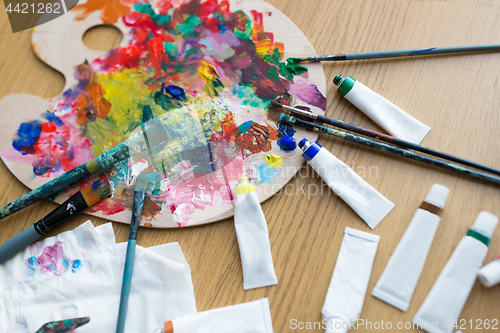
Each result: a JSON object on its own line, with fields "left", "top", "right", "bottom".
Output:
{"left": 116, "top": 190, "right": 146, "bottom": 333}
{"left": 313, "top": 114, "right": 500, "bottom": 176}
{"left": 294, "top": 44, "right": 500, "bottom": 62}
{"left": 35, "top": 316, "right": 90, "bottom": 333}
{"left": 280, "top": 114, "right": 500, "bottom": 186}
{"left": 274, "top": 101, "right": 500, "bottom": 176}
{"left": 0, "top": 143, "right": 129, "bottom": 220}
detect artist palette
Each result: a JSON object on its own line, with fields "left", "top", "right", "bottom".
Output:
{"left": 0, "top": 0, "right": 326, "bottom": 228}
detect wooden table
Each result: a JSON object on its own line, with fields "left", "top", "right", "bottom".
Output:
{"left": 1, "top": 0, "right": 499, "bottom": 331}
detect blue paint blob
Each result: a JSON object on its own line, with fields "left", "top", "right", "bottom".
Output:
{"left": 278, "top": 136, "right": 296, "bottom": 150}
{"left": 166, "top": 84, "right": 187, "bottom": 100}
{"left": 72, "top": 259, "right": 82, "bottom": 273}
{"left": 26, "top": 256, "right": 37, "bottom": 268}
{"left": 12, "top": 121, "right": 42, "bottom": 155}
{"left": 277, "top": 121, "right": 296, "bottom": 138}
{"left": 256, "top": 163, "right": 279, "bottom": 184}
{"left": 237, "top": 120, "right": 253, "bottom": 134}
{"left": 33, "top": 158, "right": 57, "bottom": 176}
{"left": 48, "top": 262, "right": 57, "bottom": 272}
{"left": 43, "top": 111, "right": 64, "bottom": 127}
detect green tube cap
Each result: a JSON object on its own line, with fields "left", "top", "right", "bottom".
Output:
{"left": 333, "top": 75, "right": 356, "bottom": 96}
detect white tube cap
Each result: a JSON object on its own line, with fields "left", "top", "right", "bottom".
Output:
{"left": 423, "top": 184, "right": 450, "bottom": 209}
{"left": 471, "top": 211, "right": 498, "bottom": 239}
{"left": 478, "top": 259, "right": 500, "bottom": 288}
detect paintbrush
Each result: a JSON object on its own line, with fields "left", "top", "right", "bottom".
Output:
{"left": 35, "top": 317, "right": 90, "bottom": 333}
{"left": 288, "top": 44, "right": 500, "bottom": 63}
{"left": 0, "top": 114, "right": 169, "bottom": 220}
{"left": 279, "top": 114, "right": 500, "bottom": 186}
{"left": 116, "top": 174, "right": 150, "bottom": 333}
{"left": 271, "top": 100, "right": 500, "bottom": 176}
{"left": 0, "top": 178, "right": 111, "bottom": 265}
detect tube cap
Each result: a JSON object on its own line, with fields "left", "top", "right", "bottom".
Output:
{"left": 471, "top": 211, "right": 498, "bottom": 239}
{"left": 424, "top": 184, "right": 450, "bottom": 209}
{"left": 300, "top": 139, "right": 322, "bottom": 161}
{"left": 238, "top": 177, "right": 249, "bottom": 185}
{"left": 478, "top": 259, "right": 500, "bottom": 288}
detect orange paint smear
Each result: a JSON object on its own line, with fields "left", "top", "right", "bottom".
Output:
{"left": 74, "top": 82, "right": 112, "bottom": 126}
{"left": 74, "top": 0, "right": 131, "bottom": 24}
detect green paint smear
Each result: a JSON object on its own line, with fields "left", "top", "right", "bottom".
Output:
{"left": 233, "top": 85, "right": 267, "bottom": 108}
{"left": 285, "top": 59, "right": 308, "bottom": 75}
{"left": 286, "top": 57, "right": 302, "bottom": 64}
{"left": 263, "top": 48, "right": 281, "bottom": 66}
{"left": 179, "top": 14, "right": 201, "bottom": 38}
{"left": 232, "top": 10, "right": 252, "bottom": 39}
{"left": 134, "top": 4, "right": 171, "bottom": 26}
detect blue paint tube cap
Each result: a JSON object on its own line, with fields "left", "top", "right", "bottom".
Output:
{"left": 299, "top": 138, "right": 322, "bottom": 161}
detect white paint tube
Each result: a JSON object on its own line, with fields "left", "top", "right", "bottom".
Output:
{"left": 322, "top": 227, "right": 380, "bottom": 333}
{"left": 299, "top": 139, "right": 395, "bottom": 229}
{"left": 478, "top": 255, "right": 500, "bottom": 288}
{"left": 372, "top": 184, "right": 450, "bottom": 311}
{"left": 234, "top": 177, "right": 277, "bottom": 290}
{"left": 333, "top": 75, "right": 431, "bottom": 144}
{"left": 154, "top": 298, "right": 273, "bottom": 333}
{"left": 412, "top": 211, "right": 498, "bottom": 333}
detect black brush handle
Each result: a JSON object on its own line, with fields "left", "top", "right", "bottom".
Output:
{"left": 34, "top": 192, "right": 90, "bottom": 236}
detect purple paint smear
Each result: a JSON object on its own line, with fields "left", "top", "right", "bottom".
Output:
{"left": 19, "top": 241, "right": 84, "bottom": 283}
{"left": 288, "top": 78, "right": 327, "bottom": 110}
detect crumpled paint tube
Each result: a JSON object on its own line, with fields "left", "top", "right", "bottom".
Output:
{"left": 333, "top": 75, "right": 431, "bottom": 144}
{"left": 372, "top": 184, "right": 450, "bottom": 311}
{"left": 412, "top": 211, "right": 498, "bottom": 333}
{"left": 234, "top": 177, "right": 277, "bottom": 290}
{"left": 478, "top": 255, "right": 500, "bottom": 288}
{"left": 299, "top": 139, "right": 395, "bottom": 229}
{"left": 154, "top": 298, "right": 273, "bottom": 333}
{"left": 322, "top": 227, "right": 380, "bottom": 333}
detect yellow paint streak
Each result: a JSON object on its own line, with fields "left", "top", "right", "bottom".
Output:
{"left": 198, "top": 61, "right": 220, "bottom": 83}
{"left": 264, "top": 154, "right": 284, "bottom": 168}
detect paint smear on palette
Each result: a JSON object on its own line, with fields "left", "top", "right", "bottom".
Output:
{"left": 256, "top": 163, "right": 280, "bottom": 184}
{"left": 264, "top": 154, "right": 284, "bottom": 168}
{"left": 5, "top": 0, "right": 325, "bottom": 226}
{"left": 18, "top": 241, "right": 85, "bottom": 283}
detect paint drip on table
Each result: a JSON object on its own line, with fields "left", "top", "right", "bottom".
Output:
{"left": 3, "top": 0, "right": 326, "bottom": 227}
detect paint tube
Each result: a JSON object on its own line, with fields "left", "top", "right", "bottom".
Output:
{"left": 234, "top": 177, "right": 277, "bottom": 290}
{"left": 372, "top": 184, "right": 450, "bottom": 311}
{"left": 299, "top": 139, "right": 394, "bottom": 229}
{"left": 333, "top": 75, "right": 430, "bottom": 144}
{"left": 322, "top": 227, "right": 380, "bottom": 333}
{"left": 154, "top": 298, "right": 273, "bottom": 333}
{"left": 412, "top": 211, "right": 498, "bottom": 333}
{"left": 478, "top": 255, "right": 500, "bottom": 288}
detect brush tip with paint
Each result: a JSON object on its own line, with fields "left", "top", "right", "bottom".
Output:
{"left": 286, "top": 57, "right": 308, "bottom": 63}
{"left": 81, "top": 178, "right": 112, "bottom": 206}
{"left": 135, "top": 177, "right": 149, "bottom": 193}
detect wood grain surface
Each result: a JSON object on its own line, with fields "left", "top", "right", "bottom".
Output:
{"left": 0, "top": 0, "right": 499, "bottom": 332}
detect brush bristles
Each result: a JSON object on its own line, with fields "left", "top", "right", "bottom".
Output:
{"left": 135, "top": 177, "right": 149, "bottom": 192}
{"left": 81, "top": 179, "right": 111, "bottom": 206}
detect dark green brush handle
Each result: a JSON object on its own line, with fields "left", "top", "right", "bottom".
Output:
{"left": 0, "top": 143, "right": 129, "bottom": 220}
{"left": 315, "top": 114, "right": 500, "bottom": 176}
{"left": 282, "top": 114, "right": 500, "bottom": 186}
